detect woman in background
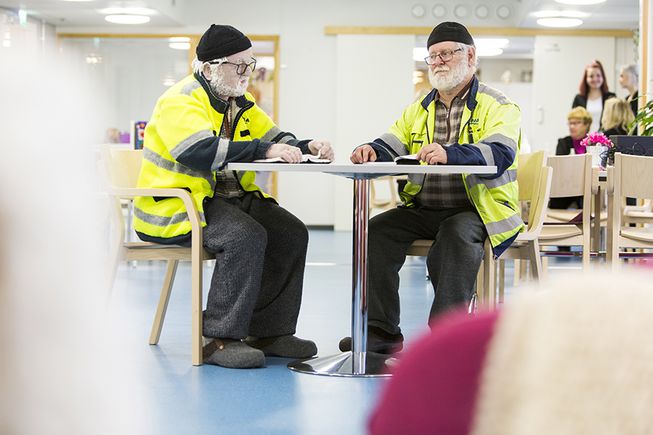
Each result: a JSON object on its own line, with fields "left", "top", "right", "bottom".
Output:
{"left": 555, "top": 107, "right": 592, "bottom": 156}
{"left": 618, "top": 64, "right": 639, "bottom": 117}
{"left": 550, "top": 107, "right": 592, "bottom": 210}
{"left": 572, "top": 60, "right": 616, "bottom": 133}
{"left": 601, "top": 98, "right": 635, "bottom": 138}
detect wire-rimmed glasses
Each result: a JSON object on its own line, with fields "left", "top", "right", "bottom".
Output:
{"left": 207, "top": 57, "right": 257, "bottom": 76}
{"left": 424, "top": 48, "right": 463, "bottom": 65}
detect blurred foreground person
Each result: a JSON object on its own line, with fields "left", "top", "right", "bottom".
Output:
{"left": 134, "top": 24, "right": 332, "bottom": 368}
{"left": 369, "top": 267, "right": 653, "bottom": 435}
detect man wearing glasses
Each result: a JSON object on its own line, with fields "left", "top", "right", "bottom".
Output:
{"left": 135, "top": 24, "right": 333, "bottom": 368}
{"left": 345, "top": 22, "right": 522, "bottom": 354}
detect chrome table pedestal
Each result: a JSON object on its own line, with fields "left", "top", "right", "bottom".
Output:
{"left": 288, "top": 177, "right": 391, "bottom": 377}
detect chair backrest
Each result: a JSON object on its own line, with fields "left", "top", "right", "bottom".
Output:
{"left": 527, "top": 165, "right": 553, "bottom": 234}
{"left": 517, "top": 151, "right": 545, "bottom": 226}
{"left": 104, "top": 148, "right": 144, "bottom": 189}
{"left": 546, "top": 154, "right": 592, "bottom": 199}
{"left": 613, "top": 153, "right": 653, "bottom": 200}
{"left": 517, "top": 151, "right": 544, "bottom": 202}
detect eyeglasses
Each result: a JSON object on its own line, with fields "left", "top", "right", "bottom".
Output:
{"left": 424, "top": 48, "right": 464, "bottom": 65}
{"left": 207, "top": 57, "right": 257, "bottom": 76}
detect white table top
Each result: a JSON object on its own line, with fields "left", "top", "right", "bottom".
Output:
{"left": 227, "top": 162, "right": 497, "bottom": 179}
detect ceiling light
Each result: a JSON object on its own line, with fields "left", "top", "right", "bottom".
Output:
{"left": 169, "top": 42, "right": 190, "bottom": 50}
{"left": 162, "top": 77, "right": 176, "bottom": 87}
{"left": 532, "top": 10, "right": 590, "bottom": 18}
{"left": 477, "top": 48, "right": 504, "bottom": 57}
{"left": 537, "top": 17, "right": 583, "bottom": 27}
{"left": 99, "top": 7, "right": 157, "bottom": 15}
{"left": 475, "top": 38, "right": 509, "bottom": 49}
{"left": 554, "top": 0, "right": 605, "bottom": 4}
{"left": 168, "top": 37, "right": 190, "bottom": 43}
{"left": 104, "top": 14, "right": 151, "bottom": 25}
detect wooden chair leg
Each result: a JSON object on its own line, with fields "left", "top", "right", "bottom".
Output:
{"left": 476, "top": 263, "right": 484, "bottom": 306}
{"left": 191, "top": 248, "right": 204, "bottom": 366}
{"left": 528, "top": 241, "right": 542, "bottom": 280}
{"left": 513, "top": 259, "right": 521, "bottom": 287}
{"left": 498, "top": 259, "right": 505, "bottom": 304}
{"left": 541, "top": 256, "right": 549, "bottom": 279}
{"left": 149, "top": 260, "right": 178, "bottom": 345}
{"left": 483, "top": 242, "right": 496, "bottom": 310}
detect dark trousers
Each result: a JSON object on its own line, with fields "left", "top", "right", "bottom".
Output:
{"left": 201, "top": 193, "right": 308, "bottom": 339}
{"left": 367, "top": 206, "right": 487, "bottom": 336}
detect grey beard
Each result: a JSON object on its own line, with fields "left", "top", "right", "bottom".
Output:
{"left": 429, "top": 61, "right": 470, "bottom": 92}
{"left": 208, "top": 71, "right": 248, "bottom": 98}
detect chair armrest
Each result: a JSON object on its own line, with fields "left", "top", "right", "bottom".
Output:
{"left": 109, "top": 187, "right": 202, "bottom": 234}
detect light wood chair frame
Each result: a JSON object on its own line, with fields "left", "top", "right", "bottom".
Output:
{"left": 539, "top": 154, "right": 592, "bottom": 268}
{"left": 606, "top": 153, "right": 653, "bottom": 269}
{"left": 104, "top": 147, "right": 209, "bottom": 365}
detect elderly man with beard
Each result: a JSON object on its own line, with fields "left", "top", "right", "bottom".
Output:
{"left": 134, "top": 24, "right": 333, "bottom": 368}
{"left": 344, "top": 22, "right": 522, "bottom": 355}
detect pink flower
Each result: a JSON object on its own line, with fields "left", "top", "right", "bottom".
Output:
{"left": 580, "top": 132, "right": 613, "bottom": 148}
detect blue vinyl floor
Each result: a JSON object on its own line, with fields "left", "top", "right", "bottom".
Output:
{"left": 109, "top": 229, "right": 581, "bottom": 435}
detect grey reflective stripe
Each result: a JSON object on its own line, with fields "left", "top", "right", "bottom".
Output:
{"left": 211, "top": 138, "right": 230, "bottom": 171}
{"left": 170, "top": 129, "right": 214, "bottom": 160}
{"left": 465, "top": 169, "right": 517, "bottom": 191}
{"left": 261, "top": 126, "right": 293, "bottom": 143}
{"left": 482, "top": 133, "right": 518, "bottom": 152}
{"left": 134, "top": 206, "right": 206, "bottom": 227}
{"left": 485, "top": 212, "right": 522, "bottom": 236}
{"left": 478, "top": 84, "right": 510, "bottom": 105}
{"left": 474, "top": 142, "right": 496, "bottom": 166}
{"left": 143, "top": 148, "right": 214, "bottom": 187}
{"left": 180, "top": 80, "right": 201, "bottom": 96}
{"left": 379, "top": 133, "right": 408, "bottom": 156}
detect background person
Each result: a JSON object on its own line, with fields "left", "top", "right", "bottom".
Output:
{"left": 134, "top": 24, "right": 333, "bottom": 369}
{"left": 344, "top": 22, "right": 522, "bottom": 355}
{"left": 549, "top": 107, "right": 592, "bottom": 210}
{"left": 572, "top": 60, "right": 616, "bottom": 133}
{"left": 601, "top": 98, "right": 635, "bottom": 137}
{"left": 618, "top": 63, "right": 639, "bottom": 117}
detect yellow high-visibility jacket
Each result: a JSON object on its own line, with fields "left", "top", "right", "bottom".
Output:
{"left": 368, "top": 76, "right": 523, "bottom": 257}
{"left": 134, "top": 73, "right": 308, "bottom": 244}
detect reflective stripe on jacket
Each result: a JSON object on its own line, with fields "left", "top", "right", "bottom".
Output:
{"left": 134, "top": 74, "right": 292, "bottom": 242}
{"left": 370, "top": 76, "right": 523, "bottom": 258}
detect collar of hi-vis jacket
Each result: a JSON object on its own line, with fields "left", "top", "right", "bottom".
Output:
{"left": 193, "top": 71, "right": 252, "bottom": 114}
{"left": 421, "top": 75, "right": 479, "bottom": 145}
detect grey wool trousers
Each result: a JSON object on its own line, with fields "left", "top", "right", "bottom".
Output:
{"left": 367, "top": 206, "right": 487, "bottom": 336}
{"left": 201, "top": 193, "right": 309, "bottom": 339}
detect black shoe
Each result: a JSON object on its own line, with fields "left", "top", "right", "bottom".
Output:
{"left": 338, "top": 326, "right": 404, "bottom": 354}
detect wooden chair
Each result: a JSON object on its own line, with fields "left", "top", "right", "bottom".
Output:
{"left": 407, "top": 152, "right": 550, "bottom": 309}
{"left": 104, "top": 147, "right": 210, "bottom": 365}
{"left": 538, "top": 154, "right": 592, "bottom": 268}
{"left": 494, "top": 152, "right": 551, "bottom": 302}
{"left": 606, "top": 153, "right": 653, "bottom": 268}
{"left": 370, "top": 176, "right": 404, "bottom": 214}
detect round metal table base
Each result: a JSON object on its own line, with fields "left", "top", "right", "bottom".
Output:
{"left": 287, "top": 351, "right": 394, "bottom": 377}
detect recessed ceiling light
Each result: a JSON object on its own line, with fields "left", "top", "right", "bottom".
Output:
{"left": 532, "top": 10, "right": 590, "bottom": 18}
{"left": 99, "top": 7, "right": 157, "bottom": 16}
{"left": 169, "top": 36, "right": 190, "bottom": 43}
{"left": 169, "top": 42, "right": 190, "bottom": 50}
{"left": 475, "top": 38, "right": 509, "bottom": 49}
{"left": 477, "top": 48, "right": 504, "bottom": 57}
{"left": 104, "top": 14, "right": 151, "bottom": 25}
{"left": 554, "top": 0, "right": 605, "bottom": 5}
{"left": 537, "top": 17, "right": 583, "bottom": 27}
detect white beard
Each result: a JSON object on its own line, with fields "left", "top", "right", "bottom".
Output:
{"left": 208, "top": 68, "right": 249, "bottom": 98}
{"left": 428, "top": 60, "right": 470, "bottom": 92}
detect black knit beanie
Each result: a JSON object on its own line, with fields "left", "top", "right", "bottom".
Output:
{"left": 196, "top": 24, "right": 252, "bottom": 61}
{"left": 427, "top": 22, "right": 474, "bottom": 49}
